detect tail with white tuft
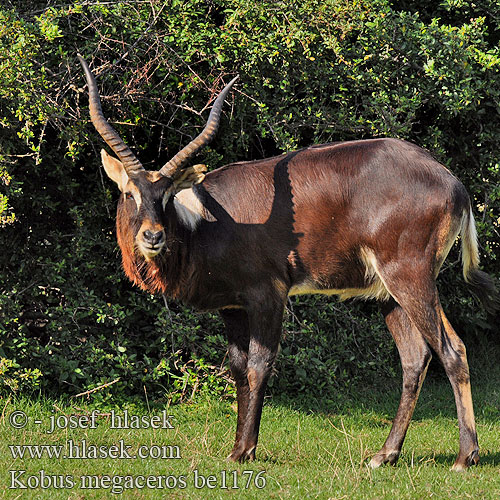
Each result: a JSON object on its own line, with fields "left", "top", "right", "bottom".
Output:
{"left": 461, "top": 205, "right": 500, "bottom": 315}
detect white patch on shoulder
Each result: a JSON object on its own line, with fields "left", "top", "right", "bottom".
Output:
{"left": 289, "top": 248, "right": 391, "bottom": 302}
{"left": 173, "top": 188, "right": 206, "bottom": 230}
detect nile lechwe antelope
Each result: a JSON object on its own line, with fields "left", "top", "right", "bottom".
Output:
{"left": 78, "top": 55, "right": 498, "bottom": 470}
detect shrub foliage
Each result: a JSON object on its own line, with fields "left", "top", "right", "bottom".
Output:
{"left": 0, "top": 0, "right": 498, "bottom": 401}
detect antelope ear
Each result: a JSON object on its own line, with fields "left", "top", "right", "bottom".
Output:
{"left": 173, "top": 164, "right": 207, "bottom": 192}
{"left": 101, "top": 149, "right": 129, "bottom": 192}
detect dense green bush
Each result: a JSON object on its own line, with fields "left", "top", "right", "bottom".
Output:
{"left": 0, "top": 0, "right": 498, "bottom": 401}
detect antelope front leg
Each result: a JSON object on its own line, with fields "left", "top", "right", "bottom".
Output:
{"left": 220, "top": 309, "right": 251, "bottom": 459}
{"left": 227, "top": 304, "right": 283, "bottom": 462}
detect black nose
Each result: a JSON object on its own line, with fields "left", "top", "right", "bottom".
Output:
{"left": 143, "top": 230, "right": 164, "bottom": 246}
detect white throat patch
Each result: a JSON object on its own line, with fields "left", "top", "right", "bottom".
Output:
{"left": 173, "top": 188, "right": 205, "bottom": 230}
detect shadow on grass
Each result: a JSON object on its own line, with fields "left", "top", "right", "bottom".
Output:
{"left": 269, "top": 348, "right": 500, "bottom": 426}
{"left": 431, "top": 452, "right": 500, "bottom": 468}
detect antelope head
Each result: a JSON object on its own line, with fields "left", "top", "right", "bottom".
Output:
{"left": 78, "top": 55, "right": 237, "bottom": 260}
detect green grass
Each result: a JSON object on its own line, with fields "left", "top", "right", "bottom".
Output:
{"left": 1, "top": 370, "right": 499, "bottom": 499}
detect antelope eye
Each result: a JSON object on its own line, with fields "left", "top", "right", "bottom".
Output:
{"left": 125, "top": 192, "right": 134, "bottom": 200}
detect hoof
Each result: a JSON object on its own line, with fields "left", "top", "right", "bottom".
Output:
{"left": 369, "top": 450, "right": 400, "bottom": 468}
{"left": 451, "top": 450, "right": 479, "bottom": 472}
{"left": 226, "top": 446, "right": 256, "bottom": 463}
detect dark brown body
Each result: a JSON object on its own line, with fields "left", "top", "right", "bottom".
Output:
{"left": 125, "top": 138, "right": 466, "bottom": 308}
{"left": 154, "top": 138, "right": 466, "bottom": 309}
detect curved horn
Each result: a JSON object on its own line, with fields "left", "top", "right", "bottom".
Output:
{"left": 159, "top": 75, "right": 239, "bottom": 178}
{"left": 77, "top": 55, "right": 144, "bottom": 175}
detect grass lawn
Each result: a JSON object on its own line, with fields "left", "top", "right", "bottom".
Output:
{"left": 1, "top": 365, "right": 499, "bottom": 499}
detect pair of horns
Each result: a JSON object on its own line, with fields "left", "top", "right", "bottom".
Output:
{"left": 77, "top": 55, "right": 238, "bottom": 178}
